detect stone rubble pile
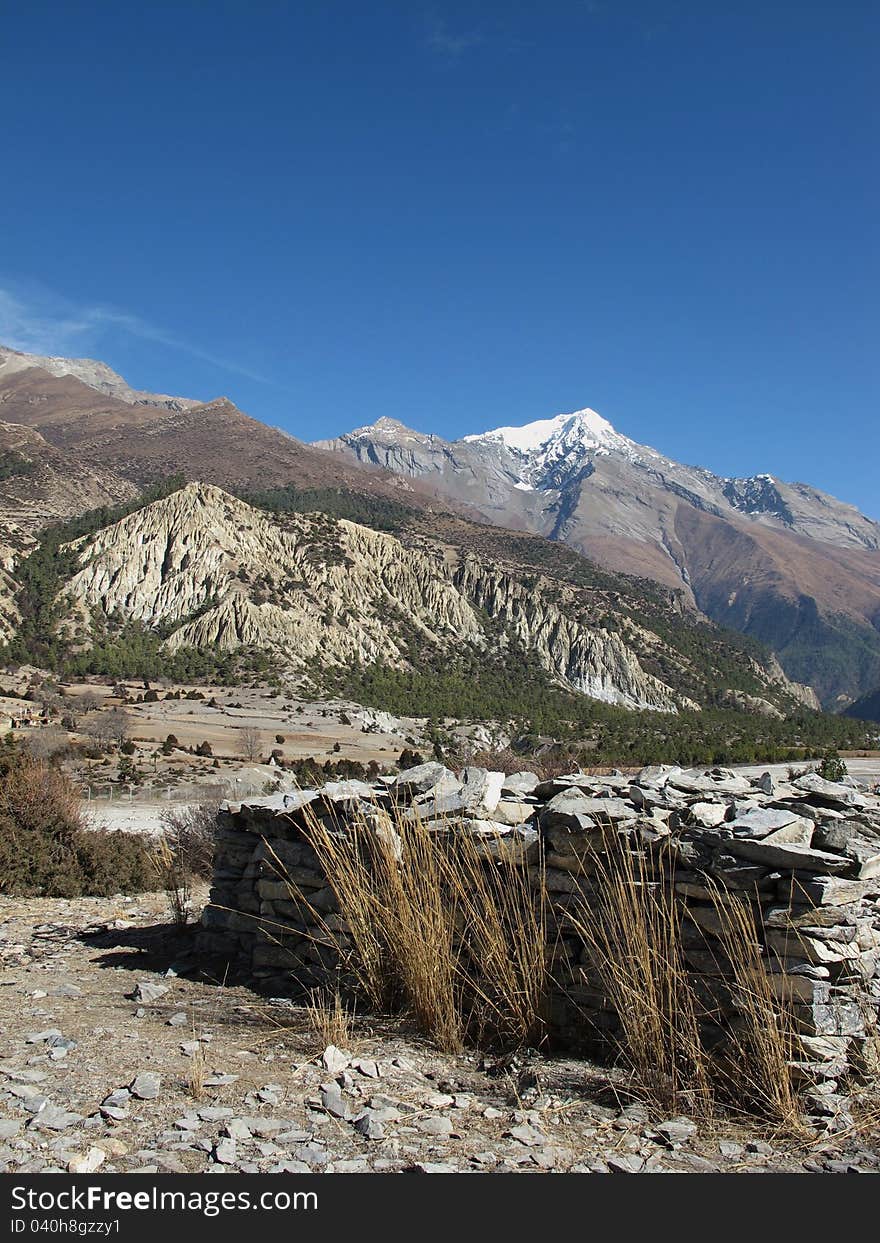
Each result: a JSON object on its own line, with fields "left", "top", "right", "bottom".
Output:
{"left": 200, "top": 761, "right": 880, "bottom": 1127}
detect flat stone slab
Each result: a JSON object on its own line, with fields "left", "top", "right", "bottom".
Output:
{"left": 728, "top": 807, "right": 804, "bottom": 837}
{"left": 725, "top": 839, "right": 851, "bottom": 873}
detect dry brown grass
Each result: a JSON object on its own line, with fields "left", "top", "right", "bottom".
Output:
{"left": 305, "top": 987, "right": 355, "bottom": 1049}
{"left": 267, "top": 801, "right": 549, "bottom": 1053}
{"left": 186, "top": 1042, "right": 206, "bottom": 1101}
{"left": 703, "top": 883, "right": 803, "bottom": 1129}
{"left": 153, "top": 833, "right": 191, "bottom": 928}
{"left": 252, "top": 794, "right": 836, "bottom": 1128}
{"left": 567, "top": 843, "right": 712, "bottom": 1117}
{"left": 566, "top": 843, "right": 809, "bottom": 1129}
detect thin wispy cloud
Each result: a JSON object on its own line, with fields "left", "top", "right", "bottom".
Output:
{"left": 0, "top": 282, "right": 273, "bottom": 386}
{"left": 422, "top": 11, "right": 483, "bottom": 61}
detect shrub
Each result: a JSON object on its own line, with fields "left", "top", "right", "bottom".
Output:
{"left": 117, "top": 755, "right": 142, "bottom": 784}
{"left": 155, "top": 802, "right": 219, "bottom": 927}
{"left": 159, "top": 803, "right": 217, "bottom": 881}
{"left": 817, "top": 752, "right": 848, "bottom": 782}
{"left": 195, "top": 740, "right": 213, "bottom": 757}
{"left": 0, "top": 744, "right": 155, "bottom": 896}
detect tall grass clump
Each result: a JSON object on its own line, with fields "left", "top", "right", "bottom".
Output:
{"left": 568, "top": 841, "right": 805, "bottom": 1128}
{"left": 566, "top": 842, "right": 712, "bottom": 1117}
{"left": 268, "top": 800, "right": 549, "bottom": 1053}
{"left": 704, "top": 882, "right": 802, "bottom": 1128}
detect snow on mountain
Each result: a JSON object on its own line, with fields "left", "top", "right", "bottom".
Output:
{"left": 463, "top": 407, "right": 622, "bottom": 454}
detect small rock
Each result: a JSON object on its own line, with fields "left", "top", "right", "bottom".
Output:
{"left": 607, "top": 1154, "right": 645, "bottom": 1173}
{"left": 68, "top": 1147, "right": 105, "bottom": 1174}
{"left": 156, "top": 1154, "right": 186, "bottom": 1173}
{"left": 319, "top": 1084, "right": 351, "bottom": 1120}
{"left": 49, "top": 983, "right": 82, "bottom": 998}
{"left": 351, "top": 1058, "right": 380, "bottom": 1079}
{"left": 102, "top": 1088, "right": 131, "bottom": 1109}
{"left": 167, "top": 1012, "right": 188, "bottom": 1027}
{"left": 100, "top": 1138, "right": 128, "bottom": 1159}
{"left": 418, "top": 1115, "right": 454, "bottom": 1137}
{"left": 295, "top": 1144, "right": 331, "bottom": 1166}
{"left": 130, "top": 1073, "right": 161, "bottom": 1101}
{"left": 128, "top": 981, "right": 169, "bottom": 1004}
{"left": 29, "top": 1105, "right": 82, "bottom": 1131}
{"left": 354, "top": 1112, "right": 385, "bottom": 1141}
{"left": 320, "top": 1045, "right": 351, "bottom": 1076}
{"left": 423, "top": 1092, "right": 454, "bottom": 1109}
{"left": 655, "top": 1117, "right": 697, "bottom": 1146}
{"left": 214, "top": 1137, "right": 237, "bottom": 1165}
{"left": 197, "top": 1107, "right": 234, "bottom": 1122}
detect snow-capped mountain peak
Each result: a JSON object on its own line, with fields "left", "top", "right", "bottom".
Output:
{"left": 463, "top": 407, "right": 620, "bottom": 454}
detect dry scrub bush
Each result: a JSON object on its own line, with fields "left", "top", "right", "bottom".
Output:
{"left": 0, "top": 744, "right": 154, "bottom": 897}
{"left": 160, "top": 803, "right": 217, "bottom": 879}
{"left": 155, "top": 803, "right": 218, "bottom": 926}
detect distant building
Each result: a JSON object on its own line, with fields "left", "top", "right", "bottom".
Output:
{"left": 0, "top": 696, "right": 40, "bottom": 727}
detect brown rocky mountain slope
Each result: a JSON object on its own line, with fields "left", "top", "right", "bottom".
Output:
{"left": 0, "top": 360, "right": 457, "bottom": 509}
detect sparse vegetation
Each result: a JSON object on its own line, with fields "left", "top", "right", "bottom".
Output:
{"left": 305, "top": 987, "right": 356, "bottom": 1050}
{"left": 817, "top": 751, "right": 848, "bottom": 782}
{"left": 330, "top": 658, "right": 872, "bottom": 767}
{"left": 0, "top": 738, "right": 155, "bottom": 897}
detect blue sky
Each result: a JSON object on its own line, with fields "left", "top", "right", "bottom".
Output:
{"left": 0, "top": 2, "right": 877, "bottom": 517}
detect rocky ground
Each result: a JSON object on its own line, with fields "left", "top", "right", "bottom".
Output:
{"left": 1, "top": 891, "right": 879, "bottom": 1175}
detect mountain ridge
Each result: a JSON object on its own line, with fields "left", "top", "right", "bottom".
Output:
{"left": 316, "top": 408, "right": 880, "bottom": 706}
{"left": 0, "top": 341, "right": 876, "bottom": 710}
